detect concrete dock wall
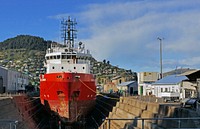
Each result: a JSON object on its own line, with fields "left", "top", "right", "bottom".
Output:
{"left": 100, "top": 96, "right": 200, "bottom": 129}
{"left": 0, "top": 95, "right": 50, "bottom": 129}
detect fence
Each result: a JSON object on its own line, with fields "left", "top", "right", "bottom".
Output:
{"left": 0, "top": 120, "right": 18, "bottom": 129}
{"left": 105, "top": 117, "right": 200, "bottom": 129}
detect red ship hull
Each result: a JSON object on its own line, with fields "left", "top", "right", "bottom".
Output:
{"left": 40, "top": 72, "right": 96, "bottom": 123}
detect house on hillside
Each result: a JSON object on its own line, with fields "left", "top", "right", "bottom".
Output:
{"left": 117, "top": 81, "right": 138, "bottom": 96}
{"left": 103, "top": 82, "right": 118, "bottom": 93}
{"left": 111, "top": 76, "right": 125, "bottom": 86}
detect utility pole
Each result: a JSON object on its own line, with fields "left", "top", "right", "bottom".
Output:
{"left": 157, "top": 37, "right": 164, "bottom": 79}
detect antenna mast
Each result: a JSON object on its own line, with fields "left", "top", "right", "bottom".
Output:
{"left": 61, "top": 16, "right": 77, "bottom": 48}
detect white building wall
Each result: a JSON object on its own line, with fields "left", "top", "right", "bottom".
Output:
{"left": 138, "top": 83, "right": 153, "bottom": 96}
{"left": 0, "top": 66, "right": 29, "bottom": 93}
{"left": 137, "top": 72, "right": 159, "bottom": 96}
{"left": 152, "top": 84, "right": 180, "bottom": 98}
{"left": 0, "top": 66, "right": 8, "bottom": 91}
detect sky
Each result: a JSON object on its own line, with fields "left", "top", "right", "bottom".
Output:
{"left": 0, "top": 0, "right": 200, "bottom": 73}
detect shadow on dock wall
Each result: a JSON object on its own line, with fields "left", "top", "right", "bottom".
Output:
{"left": 0, "top": 95, "right": 51, "bottom": 129}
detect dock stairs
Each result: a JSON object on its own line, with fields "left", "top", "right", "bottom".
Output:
{"left": 99, "top": 96, "right": 200, "bottom": 129}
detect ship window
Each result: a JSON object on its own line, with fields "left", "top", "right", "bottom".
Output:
{"left": 53, "top": 56, "right": 56, "bottom": 59}
{"left": 57, "top": 55, "right": 61, "bottom": 59}
{"left": 57, "top": 75, "right": 62, "bottom": 78}
{"left": 52, "top": 66, "right": 55, "bottom": 69}
{"left": 67, "top": 55, "right": 71, "bottom": 59}
{"left": 46, "top": 56, "right": 49, "bottom": 60}
{"left": 83, "top": 67, "right": 85, "bottom": 69}
{"left": 50, "top": 56, "right": 53, "bottom": 59}
{"left": 61, "top": 67, "right": 64, "bottom": 69}
{"left": 74, "top": 67, "right": 76, "bottom": 69}
{"left": 62, "top": 55, "right": 67, "bottom": 59}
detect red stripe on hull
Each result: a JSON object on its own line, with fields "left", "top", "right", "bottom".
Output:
{"left": 40, "top": 72, "right": 96, "bottom": 123}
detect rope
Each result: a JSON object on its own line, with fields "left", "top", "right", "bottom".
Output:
{"left": 43, "top": 81, "right": 56, "bottom": 95}
{"left": 18, "top": 106, "right": 43, "bottom": 129}
{"left": 97, "top": 93, "right": 119, "bottom": 100}
{"left": 78, "top": 78, "right": 120, "bottom": 101}
{"left": 16, "top": 97, "right": 39, "bottom": 104}
{"left": 78, "top": 78, "right": 96, "bottom": 94}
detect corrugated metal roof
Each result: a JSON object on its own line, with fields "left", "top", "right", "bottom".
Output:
{"left": 153, "top": 75, "right": 188, "bottom": 85}
{"left": 118, "top": 81, "right": 135, "bottom": 86}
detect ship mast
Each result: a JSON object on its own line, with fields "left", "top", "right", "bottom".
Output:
{"left": 61, "top": 16, "right": 77, "bottom": 50}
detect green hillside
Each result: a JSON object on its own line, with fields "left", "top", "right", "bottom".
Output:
{"left": 0, "top": 35, "right": 53, "bottom": 86}
{"left": 0, "top": 35, "right": 137, "bottom": 87}
{"left": 0, "top": 35, "right": 52, "bottom": 51}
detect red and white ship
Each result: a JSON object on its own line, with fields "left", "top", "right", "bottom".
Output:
{"left": 40, "top": 17, "right": 96, "bottom": 123}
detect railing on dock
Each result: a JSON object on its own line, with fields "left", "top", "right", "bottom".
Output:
{"left": 103, "top": 117, "right": 200, "bottom": 129}
{"left": 197, "top": 102, "right": 200, "bottom": 115}
{"left": 0, "top": 120, "right": 18, "bottom": 129}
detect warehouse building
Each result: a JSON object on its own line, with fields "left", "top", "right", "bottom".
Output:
{"left": 0, "top": 66, "right": 29, "bottom": 93}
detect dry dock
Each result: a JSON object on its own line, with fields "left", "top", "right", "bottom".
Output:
{"left": 0, "top": 94, "right": 200, "bottom": 129}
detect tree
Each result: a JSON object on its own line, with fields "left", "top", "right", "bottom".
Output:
{"left": 103, "top": 59, "right": 106, "bottom": 64}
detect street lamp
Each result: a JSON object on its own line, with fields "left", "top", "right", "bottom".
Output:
{"left": 157, "top": 37, "right": 164, "bottom": 79}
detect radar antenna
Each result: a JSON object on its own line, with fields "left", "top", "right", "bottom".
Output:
{"left": 61, "top": 16, "right": 77, "bottom": 49}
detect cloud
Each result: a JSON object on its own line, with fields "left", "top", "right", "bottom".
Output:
{"left": 52, "top": 0, "right": 200, "bottom": 72}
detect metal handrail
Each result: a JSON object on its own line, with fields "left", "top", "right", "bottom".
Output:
{"left": 0, "top": 120, "right": 18, "bottom": 129}
{"left": 105, "top": 117, "right": 200, "bottom": 129}
{"left": 197, "top": 102, "right": 200, "bottom": 115}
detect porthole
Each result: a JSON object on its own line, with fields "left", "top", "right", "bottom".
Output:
{"left": 52, "top": 66, "right": 55, "bottom": 69}
{"left": 83, "top": 67, "right": 85, "bottom": 69}
{"left": 61, "top": 67, "right": 64, "bottom": 69}
{"left": 74, "top": 67, "right": 76, "bottom": 69}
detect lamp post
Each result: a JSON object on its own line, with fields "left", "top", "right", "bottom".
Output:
{"left": 157, "top": 37, "right": 164, "bottom": 79}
